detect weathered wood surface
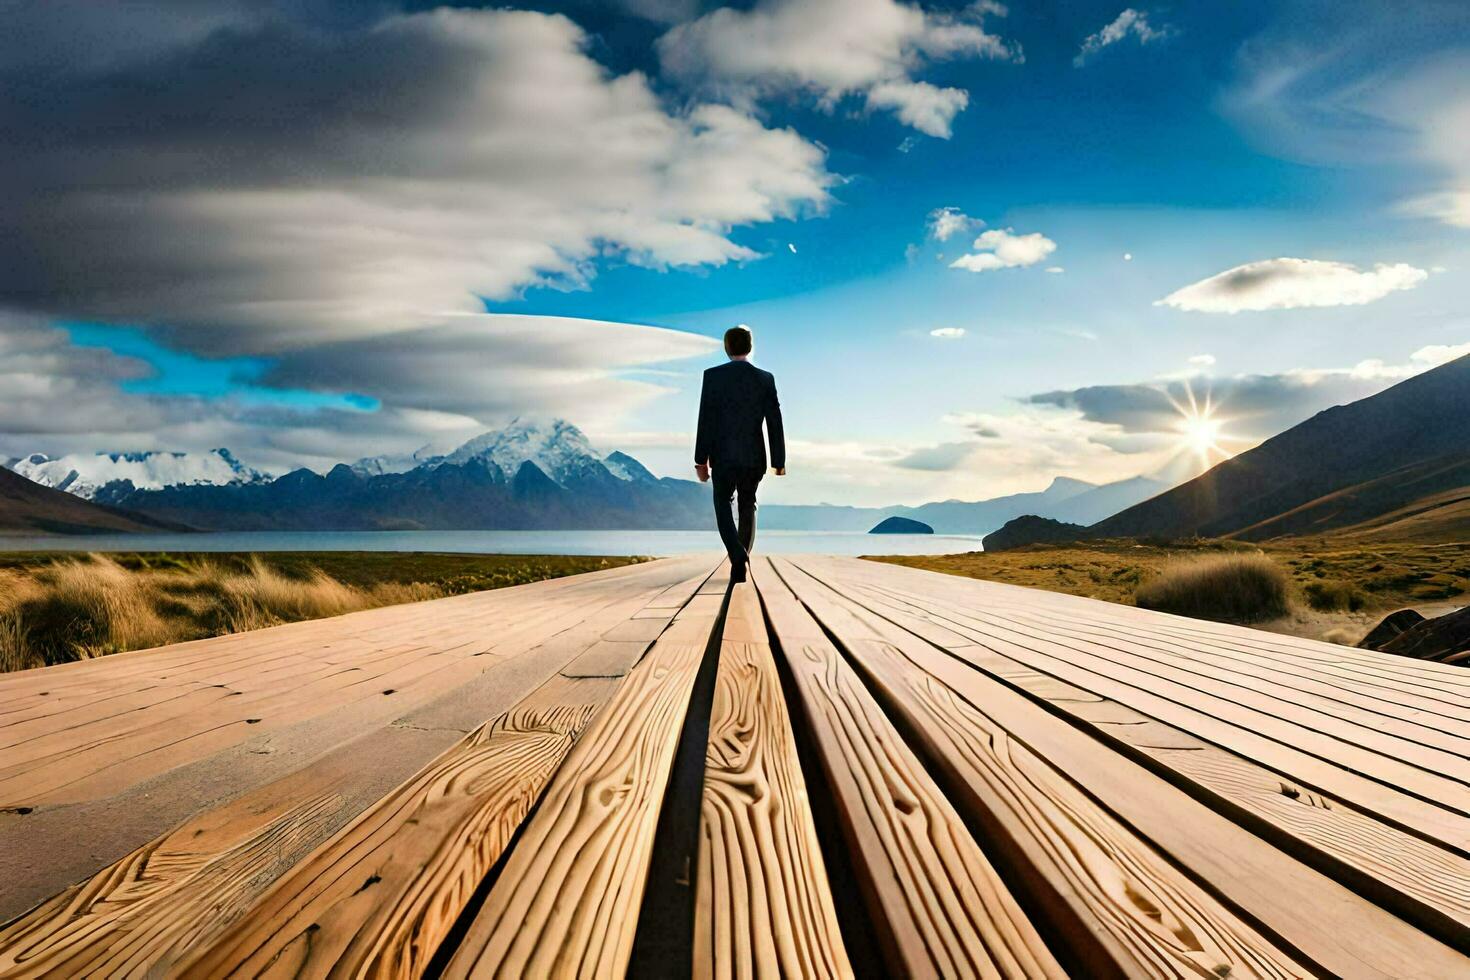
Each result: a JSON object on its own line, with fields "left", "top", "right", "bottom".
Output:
{"left": 439, "top": 568, "right": 729, "bottom": 979}
{"left": 774, "top": 559, "right": 1308, "bottom": 979}
{"left": 0, "top": 562, "right": 710, "bottom": 975}
{"left": 694, "top": 579, "right": 852, "bottom": 980}
{"left": 755, "top": 558, "right": 1066, "bottom": 980}
{"left": 3, "top": 551, "right": 1468, "bottom": 978}
{"left": 783, "top": 556, "right": 1470, "bottom": 977}
{"left": 797, "top": 562, "right": 1470, "bottom": 945}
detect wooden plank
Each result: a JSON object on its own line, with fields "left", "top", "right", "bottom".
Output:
{"left": 0, "top": 561, "right": 709, "bottom": 924}
{"left": 0, "top": 559, "right": 664, "bottom": 702}
{"left": 0, "top": 567, "right": 713, "bottom": 975}
{"left": 180, "top": 678, "right": 621, "bottom": 978}
{"left": 916, "top": 588, "right": 1470, "bottom": 762}
{"left": 1043, "top": 610, "right": 1470, "bottom": 733}
{"left": 821, "top": 563, "right": 1470, "bottom": 836}
{"left": 811, "top": 570, "right": 1470, "bottom": 946}
{"left": 754, "top": 559, "right": 1066, "bottom": 979}
{"left": 0, "top": 561, "right": 699, "bottom": 808}
{"left": 439, "top": 582, "right": 724, "bottom": 978}
{"left": 773, "top": 560, "right": 1301, "bottom": 978}
{"left": 0, "top": 728, "right": 427, "bottom": 979}
{"left": 694, "top": 579, "right": 852, "bottom": 980}
{"left": 941, "top": 638, "right": 1470, "bottom": 946}
{"left": 784, "top": 558, "right": 1470, "bottom": 979}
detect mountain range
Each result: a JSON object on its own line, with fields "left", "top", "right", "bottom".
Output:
{"left": 987, "top": 352, "right": 1470, "bottom": 548}
{"left": 5, "top": 448, "right": 267, "bottom": 499}
{"left": 3, "top": 418, "right": 1168, "bottom": 536}
{"left": 0, "top": 466, "right": 188, "bottom": 535}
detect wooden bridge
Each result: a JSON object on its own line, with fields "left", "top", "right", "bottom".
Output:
{"left": 0, "top": 555, "right": 1466, "bottom": 978}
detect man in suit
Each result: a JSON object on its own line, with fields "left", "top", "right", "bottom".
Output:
{"left": 694, "top": 325, "right": 785, "bottom": 583}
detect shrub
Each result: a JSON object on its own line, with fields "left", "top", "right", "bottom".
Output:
{"left": 1304, "top": 580, "right": 1367, "bottom": 612}
{"left": 1135, "top": 553, "right": 1290, "bottom": 624}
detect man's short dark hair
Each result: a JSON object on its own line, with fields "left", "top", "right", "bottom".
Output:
{"left": 724, "top": 325, "right": 753, "bottom": 356}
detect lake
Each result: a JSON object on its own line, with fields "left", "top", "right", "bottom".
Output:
{"left": 0, "top": 529, "right": 983, "bottom": 557}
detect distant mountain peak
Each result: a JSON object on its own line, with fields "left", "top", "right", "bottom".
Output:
{"left": 5, "top": 447, "right": 268, "bottom": 499}
{"left": 1043, "top": 476, "right": 1095, "bottom": 498}
{"left": 439, "top": 417, "right": 603, "bottom": 486}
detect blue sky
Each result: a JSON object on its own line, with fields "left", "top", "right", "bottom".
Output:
{"left": 1, "top": 0, "right": 1467, "bottom": 504}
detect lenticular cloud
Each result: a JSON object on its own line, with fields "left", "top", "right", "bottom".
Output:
{"left": 1157, "top": 258, "right": 1428, "bottom": 313}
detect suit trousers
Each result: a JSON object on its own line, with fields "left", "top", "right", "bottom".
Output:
{"left": 711, "top": 467, "right": 763, "bottom": 573}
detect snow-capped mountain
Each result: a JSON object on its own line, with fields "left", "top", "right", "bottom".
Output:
{"left": 348, "top": 418, "right": 650, "bottom": 488}
{"left": 4, "top": 449, "right": 269, "bottom": 500}
{"left": 350, "top": 444, "right": 440, "bottom": 478}
{"left": 434, "top": 418, "right": 609, "bottom": 485}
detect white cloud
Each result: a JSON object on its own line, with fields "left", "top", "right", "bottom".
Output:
{"left": 0, "top": 311, "right": 721, "bottom": 474}
{"left": 1123, "top": 253, "right": 1133, "bottom": 261}
{"left": 1299, "top": 342, "right": 1470, "bottom": 383}
{"left": 929, "top": 327, "right": 966, "bottom": 339}
{"left": 950, "top": 228, "right": 1057, "bottom": 272}
{"left": 1046, "top": 266, "right": 1065, "bottom": 273}
{"left": 1156, "top": 258, "right": 1429, "bottom": 313}
{"left": 865, "top": 80, "right": 969, "bottom": 138}
{"left": 1189, "top": 354, "right": 1216, "bottom": 366}
{"left": 0, "top": 9, "right": 835, "bottom": 356}
{"left": 926, "top": 206, "right": 981, "bottom": 241}
{"left": 657, "top": 0, "right": 1018, "bottom": 137}
{"left": 1074, "top": 8, "right": 1174, "bottom": 67}
{"left": 1400, "top": 190, "right": 1470, "bottom": 229}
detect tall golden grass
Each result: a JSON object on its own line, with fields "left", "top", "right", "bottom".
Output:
{"left": 0, "top": 554, "right": 440, "bottom": 672}
{"left": 1134, "top": 552, "right": 1291, "bottom": 623}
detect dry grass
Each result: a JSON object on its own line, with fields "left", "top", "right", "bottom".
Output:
{"left": 0, "top": 551, "right": 643, "bottom": 672}
{"left": 1134, "top": 554, "right": 1291, "bottom": 623}
{"left": 1302, "top": 579, "right": 1368, "bottom": 612}
{"left": 868, "top": 539, "right": 1469, "bottom": 638}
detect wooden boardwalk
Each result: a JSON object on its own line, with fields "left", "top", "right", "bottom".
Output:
{"left": 1, "top": 554, "right": 1467, "bottom": 978}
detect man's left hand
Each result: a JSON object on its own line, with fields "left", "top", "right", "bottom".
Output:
{"left": 695, "top": 463, "right": 710, "bottom": 483}
{"left": 773, "top": 467, "right": 786, "bottom": 476}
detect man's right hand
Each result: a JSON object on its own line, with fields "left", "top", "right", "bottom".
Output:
{"left": 695, "top": 463, "right": 710, "bottom": 483}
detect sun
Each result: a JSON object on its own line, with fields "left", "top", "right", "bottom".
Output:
{"left": 1179, "top": 412, "right": 1223, "bottom": 460}
{"left": 1167, "top": 384, "right": 1235, "bottom": 469}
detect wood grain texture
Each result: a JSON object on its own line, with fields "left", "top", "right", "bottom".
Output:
{"left": 694, "top": 580, "right": 853, "bottom": 980}
{"left": 0, "top": 559, "right": 704, "bottom": 810}
{"left": 0, "top": 731, "right": 395, "bottom": 978}
{"left": 809, "top": 570, "right": 1470, "bottom": 943}
{"left": 179, "top": 675, "right": 615, "bottom": 979}
{"left": 0, "top": 563, "right": 709, "bottom": 971}
{"left": 792, "top": 557, "right": 1470, "bottom": 978}
{"left": 821, "top": 562, "right": 1470, "bottom": 847}
{"left": 817, "top": 564, "right": 1470, "bottom": 846}
{"left": 778, "top": 559, "right": 1312, "bottom": 980}
{"left": 439, "top": 587, "right": 723, "bottom": 979}
{"left": 755, "top": 559, "right": 1066, "bottom": 980}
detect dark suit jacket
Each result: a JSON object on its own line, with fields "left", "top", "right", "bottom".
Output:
{"left": 694, "top": 360, "right": 785, "bottom": 472}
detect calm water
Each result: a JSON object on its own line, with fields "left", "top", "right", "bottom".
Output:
{"left": 0, "top": 529, "right": 983, "bottom": 557}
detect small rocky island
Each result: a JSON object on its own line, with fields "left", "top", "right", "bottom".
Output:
{"left": 869, "top": 515, "right": 933, "bottom": 534}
